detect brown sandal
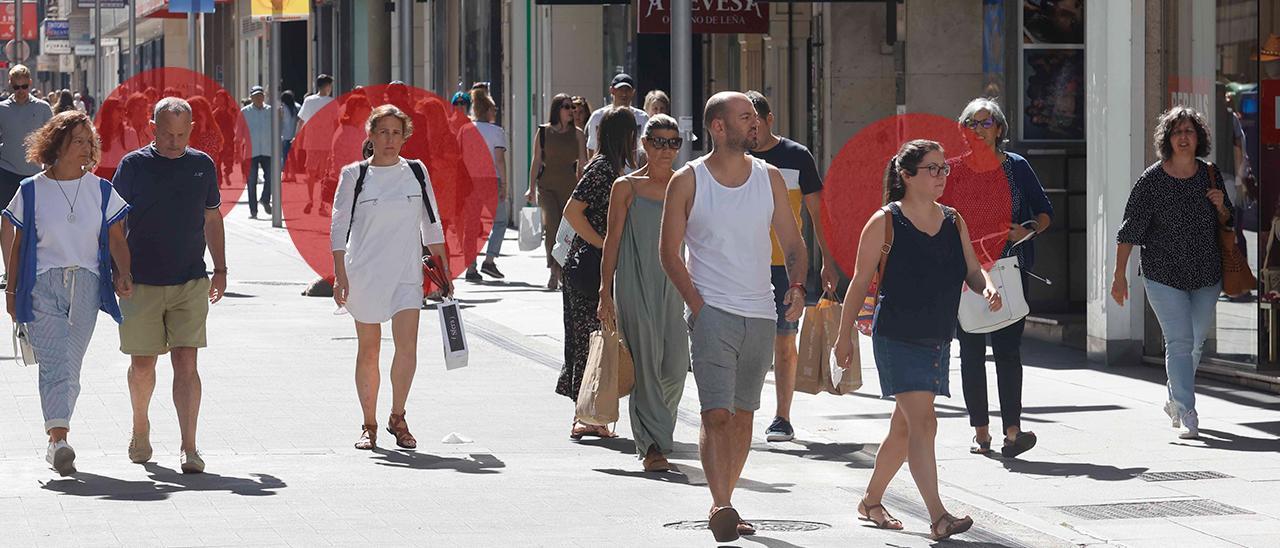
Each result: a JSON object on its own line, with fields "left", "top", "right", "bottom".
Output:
{"left": 386, "top": 413, "right": 417, "bottom": 449}
{"left": 858, "top": 498, "right": 904, "bottom": 530}
{"left": 930, "top": 513, "right": 974, "bottom": 540}
{"left": 355, "top": 424, "right": 377, "bottom": 450}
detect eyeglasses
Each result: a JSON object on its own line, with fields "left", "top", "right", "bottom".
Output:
{"left": 646, "top": 136, "right": 683, "bottom": 150}
{"left": 919, "top": 163, "right": 951, "bottom": 177}
{"left": 964, "top": 117, "right": 996, "bottom": 130}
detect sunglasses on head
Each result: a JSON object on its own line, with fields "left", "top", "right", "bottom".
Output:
{"left": 646, "top": 136, "right": 683, "bottom": 150}
{"left": 964, "top": 117, "right": 996, "bottom": 130}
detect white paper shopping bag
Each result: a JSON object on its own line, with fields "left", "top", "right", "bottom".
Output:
{"left": 437, "top": 298, "right": 469, "bottom": 370}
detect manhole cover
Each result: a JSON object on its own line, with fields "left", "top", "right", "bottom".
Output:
{"left": 1138, "top": 471, "right": 1233, "bottom": 482}
{"left": 663, "top": 520, "right": 830, "bottom": 532}
{"left": 1054, "top": 499, "right": 1253, "bottom": 520}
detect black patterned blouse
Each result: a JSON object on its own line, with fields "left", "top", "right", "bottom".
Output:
{"left": 1117, "top": 160, "right": 1233, "bottom": 291}
{"left": 567, "top": 155, "right": 618, "bottom": 258}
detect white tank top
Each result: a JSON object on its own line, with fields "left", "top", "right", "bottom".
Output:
{"left": 685, "top": 155, "right": 776, "bottom": 320}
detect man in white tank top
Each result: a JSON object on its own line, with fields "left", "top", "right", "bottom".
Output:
{"left": 659, "top": 91, "right": 808, "bottom": 542}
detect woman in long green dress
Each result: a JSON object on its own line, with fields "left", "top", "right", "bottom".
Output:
{"left": 598, "top": 115, "right": 689, "bottom": 472}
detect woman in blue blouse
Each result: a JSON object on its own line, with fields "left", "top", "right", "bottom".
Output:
{"left": 953, "top": 98, "right": 1053, "bottom": 458}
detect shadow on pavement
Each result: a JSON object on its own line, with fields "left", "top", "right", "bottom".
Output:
{"left": 369, "top": 449, "right": 505, "bottom": 474}
{"left": 1176, "top": 428, "right": 1280, "bottom": 453}
{"left": 739, "top": 535, "right": 808, "bottom": 548}
{"left": 993, "top": 456, "right": 1146, "bottom": 481}
{"left": 41, "top": 464, "right": 286, "bottom": 500}
{"left": 575, "top": 435, "right": 699, "bottom": 456}
{"left": 763, "top": 441, "right": 875, "bottom": 469}
{"left": 463, "top": 280, "right": 548, "bottom": 290}
{"left": 594, "top": 463, "right": 793, "bottom": 494}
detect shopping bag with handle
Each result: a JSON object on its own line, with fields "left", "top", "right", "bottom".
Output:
{"left": 424, "top": 255, "right": 468, "bottom": 369}
{"left": 518, "top": 205, "right": 542, "bottom": 252}
{"left": 575, "top": 329, "right": 623, "bottom": 426}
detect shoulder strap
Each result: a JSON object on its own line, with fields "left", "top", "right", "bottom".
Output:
{"left": 407, "top": 160, "right": 437, "bottom": 223}
{"left": 346, "top": 160, "right": 371, "bottom": 242}
{"left": 876, "top": 205, "right": 894, "bottom": 280}
{"left": 538, "top": 125, "right": 546, "bottom": 153}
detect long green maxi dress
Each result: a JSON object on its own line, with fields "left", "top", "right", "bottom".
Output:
{"left": 614, "top": 191, "right": 690, "bottom": 456}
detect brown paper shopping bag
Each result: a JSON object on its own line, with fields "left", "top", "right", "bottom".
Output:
{"left": 575, "top": 328, "right": 633, "bottom": 426}
{"left": 795, "top": 301, "right": 829, "bottom": 395}
{"left": 821, "top": 299, "right": 862, "bottom": 395}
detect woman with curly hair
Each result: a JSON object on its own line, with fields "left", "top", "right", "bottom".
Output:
{"left": 2, "top": 111, "right": 133, "bottom": 476}
{"left": 1112, "top": 106, "right": 1233, "bottom": 440}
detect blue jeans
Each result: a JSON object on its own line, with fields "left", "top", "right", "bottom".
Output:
{"left": 1144, "top": 279, "right": 1219, "bottom": 417}
{"left": 473, "top": 179, "right": 509, "bottom": 268}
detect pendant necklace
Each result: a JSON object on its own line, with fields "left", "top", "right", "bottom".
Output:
{"left": 53, "top": 175, "right": 83, "bottom": 223}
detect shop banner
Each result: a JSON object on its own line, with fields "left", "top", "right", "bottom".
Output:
{"left": 0, "top": 3, "right": 37, "bottom": 42}
{"left": 638, "top": 0, "right": 770, "bottom": 35}
{"left": 42, "top": 20, "right": 71, "bottom": 56}
{"left": 1263, "top": 80, "right": 1280, "bottom": 146}
{"left": 251, "top": 0, "right": 309, "bottom": 20}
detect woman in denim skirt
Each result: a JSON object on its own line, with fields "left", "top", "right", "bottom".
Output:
{"left": 833, "top": 140, "right": 1002, "bottom": 541}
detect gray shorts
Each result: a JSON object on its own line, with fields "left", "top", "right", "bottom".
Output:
{"left": 687, "top": 305, "right": 776, "bottom": 413}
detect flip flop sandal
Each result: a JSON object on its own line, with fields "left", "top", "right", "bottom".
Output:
{"left": 970, "top": 436, "right": 993, "bottom": 454}
{"left": 737, "top": 519, "right": 756, "bottom": 536}
{"left": 931, "top": 513, "right": 974, "bottom": 541}
{"left": 708, "top": 506, "right": 741, "bottom": 542}
{"left": 570, "top": 422, "right": 592, "bottom": 440}
{"left": 857, "top": 499, "right": 904, "bottom": 530}
{"left": 1000, "top": 431, "right": 1037, "bottom": 458}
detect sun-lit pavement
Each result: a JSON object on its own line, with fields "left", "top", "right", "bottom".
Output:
{"left": 1, "top": 202, "right": 1278, "bottom": 547}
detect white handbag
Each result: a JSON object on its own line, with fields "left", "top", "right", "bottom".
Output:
{"left": 958, "top": 228, "right": 1038, "bottom": 334}
{"left": 550, "top": 219, "right": 577, "bottom": 266}
{"left": 959, "top": 256, "right": 1029, "bottom": 334}
{"left": 12, "top": 323, "right": 36, "bottom": 366}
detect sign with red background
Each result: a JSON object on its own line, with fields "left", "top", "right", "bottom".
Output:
{"left": 0, "top": 3, "right": 37, "bottom": 41}
{"left": 638, "top": 0, "right": 770, "bottom": 35}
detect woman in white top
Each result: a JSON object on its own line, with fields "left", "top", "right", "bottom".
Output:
{"left": 330, "top": 104, "right": 450, "bottom": 451}
{"left": 3, "top": 111, "right": 133, "bottom": 476}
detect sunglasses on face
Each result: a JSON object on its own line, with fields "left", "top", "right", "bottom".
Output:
{"left": 964, "top": 118, "right": 996, "bottom": 130}
{"left": 646, "top": 136, "right": 683, "bottom": 150}
{"left": 561, "top": 105, "right": 573, "bottom": 110}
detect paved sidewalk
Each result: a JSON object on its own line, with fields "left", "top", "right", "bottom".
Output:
{"left": 0, "top": 208, "right": 1277, "bottom": 547}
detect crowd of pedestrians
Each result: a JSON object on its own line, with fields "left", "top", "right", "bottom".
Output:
{"left": 0, "top": 59, "right": 1242, "bottom": 543}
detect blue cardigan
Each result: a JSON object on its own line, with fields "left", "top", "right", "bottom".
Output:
{"left": 1005, "top": 152, "right": 1054, "bottom": 270}
{"left": 3, "top": 177, "right": 130, "bottom": 324}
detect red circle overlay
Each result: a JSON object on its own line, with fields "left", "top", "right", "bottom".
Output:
{"left": 283, "top": 84, "right": 498, "bottom": 291}
{"left": 93, "top": 67, "right": 251, "bottom": 219}
{"left": 820, "top": 113, "right": 1012, "bottom": 275}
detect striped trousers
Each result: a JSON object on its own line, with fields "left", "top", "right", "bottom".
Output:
{"left": 28, "top": 267, "right": 101, "bottom": 432}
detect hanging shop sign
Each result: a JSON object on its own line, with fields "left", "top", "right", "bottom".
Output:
{"left": 637, "top": 0, "right": 770, "bottom": 35}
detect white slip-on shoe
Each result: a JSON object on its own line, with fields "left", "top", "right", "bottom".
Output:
{"left": 1164, "top": 401, "right": 1181, "bottom": 428}
{"left": 180, "top": 450, "right": 205, "bottom": 474}
{"left": 46, "top": 441, "right": 76, "bottom": 476}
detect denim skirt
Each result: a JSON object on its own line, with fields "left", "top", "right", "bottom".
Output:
{"left": 871, "top": 335, "right": 951, "bottom": 399}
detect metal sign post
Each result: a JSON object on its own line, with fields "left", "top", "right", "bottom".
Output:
{"left": 269, "top": 20, "right": 282, "bottom": 228}
{"left": 94, "top": 0, "right": 102, "bottom": 101}
{"left": 128, "top": 0, "right": 135, "bottom": 78}
{"left": 671, "top": 0, "right": 691, "bottom": 167}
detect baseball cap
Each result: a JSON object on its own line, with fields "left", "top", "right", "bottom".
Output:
{"left": 249, "top": 85, "right": 264, "bottom": 96}
{"left": 610, "top": 73, "right": 635, "bottom": 89}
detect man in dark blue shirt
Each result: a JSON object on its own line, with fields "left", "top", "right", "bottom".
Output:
{"left": 112, "top": 97, "right": 226, "bottom": 474}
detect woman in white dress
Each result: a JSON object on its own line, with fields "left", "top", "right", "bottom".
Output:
{"left": 329, "top": 104, "right": 451, "bottom": 450}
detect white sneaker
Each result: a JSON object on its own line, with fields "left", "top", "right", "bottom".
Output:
{"left": 1163, "top": 401, "right": 1181, "bottom": 428}
{"left": 1179, "top": 410, "right": 1199, "bottom": 440}
{"left": 46, "top": 441, "right": 76, "bottom": 476}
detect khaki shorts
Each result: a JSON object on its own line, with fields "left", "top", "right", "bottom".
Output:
{"left": 119, "top": 278, "right": 210, "bottom": 356}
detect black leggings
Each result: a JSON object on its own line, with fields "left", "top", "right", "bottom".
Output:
{"left": 958, "top": 317, "right": 1026, "bottom": 435}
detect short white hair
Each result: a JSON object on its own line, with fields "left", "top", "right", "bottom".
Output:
{"left": 153, "top": 97, "right": 192, "bottom": 121}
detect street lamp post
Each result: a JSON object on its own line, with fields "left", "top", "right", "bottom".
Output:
{"left": 128, "top": 0, "right": 136, "bottom": 78}
{"left": 270, "top": 20, "right": 282, "bottom": 228}
{"left": 399, "top": 0, "right": 413, "bottom": 85}
{"left": 671, "top": 0, "right": 691, "bottom": 167}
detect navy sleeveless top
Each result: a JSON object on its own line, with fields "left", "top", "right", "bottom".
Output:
{"left": 872, "top": 202, "right": 968, "bottom": 343}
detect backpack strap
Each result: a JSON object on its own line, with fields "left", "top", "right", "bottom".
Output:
{"left": 406, "top": 159, "right": 437, "bottom": 224}
{"left": 346, "top": 160, "right": 371, "bottom": 242}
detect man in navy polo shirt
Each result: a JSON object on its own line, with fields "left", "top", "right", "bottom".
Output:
{"left": 112, "top": 97, "right": 227, "bottom": 474}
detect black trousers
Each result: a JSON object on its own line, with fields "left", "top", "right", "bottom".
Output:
{"left": 958, "top": 304, "right": 1027, "bottom": 435}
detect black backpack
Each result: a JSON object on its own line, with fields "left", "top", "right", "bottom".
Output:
{"left": 346, "top": 159, "right": 437, "bottom": 242}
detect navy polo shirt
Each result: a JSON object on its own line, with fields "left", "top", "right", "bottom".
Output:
{"left": 111, "top": 145, "right": 221, "bottom": 286}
